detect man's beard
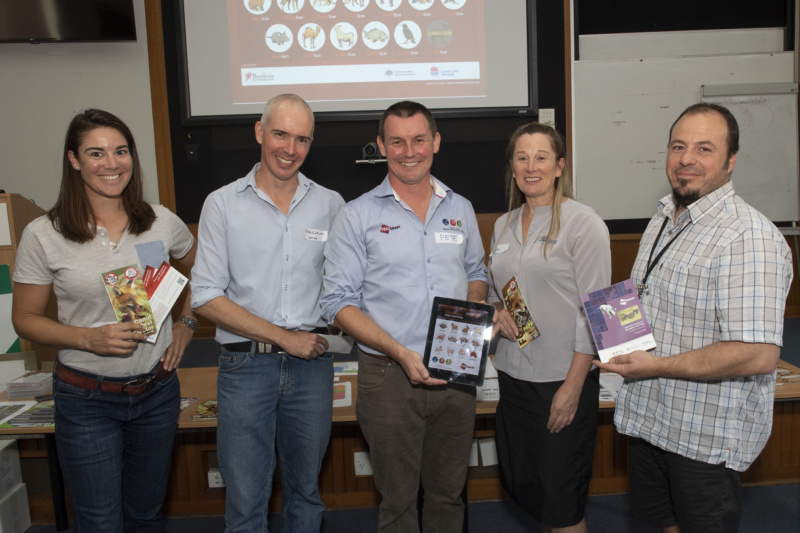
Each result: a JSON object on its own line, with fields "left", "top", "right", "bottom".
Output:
{"left": 671, "top": 186, "right": 700, "bottom": 210}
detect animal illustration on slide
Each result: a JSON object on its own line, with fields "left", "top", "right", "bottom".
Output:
{"left": 249, "top": 0, "right": 266, "bottom": 11}
{"left": 401, "top": 23, "right": 416, "bottom": 45}
{"left": 302, "top": 25, "right": 323, "bottom": 48}
{"left": 333, "top": 25, "right": 355, "bottom": 48}
{"left": 363, "top": 26, "right": 388, "bottom": 43}
{"left": 267, "top": 31, "right": 290, "bottom": 46}
{"left": 280, "top": 0, "right": 299, "bottom": 12}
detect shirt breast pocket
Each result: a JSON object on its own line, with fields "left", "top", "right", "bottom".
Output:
{"left": 656, "top": 261, "right": 716, "bottom": 330}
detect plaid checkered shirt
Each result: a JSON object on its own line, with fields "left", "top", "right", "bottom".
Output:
{"left": 614, "top": 182, "right": 793, "bottom": 471}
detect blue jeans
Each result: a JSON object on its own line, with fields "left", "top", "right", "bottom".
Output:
{"left": 216, "top": 348, "right": 334, "bottom": 533}
{"left": 53, "top": 366, "right": 180, "bottom": 533}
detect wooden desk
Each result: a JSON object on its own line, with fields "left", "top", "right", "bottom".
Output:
{"left": 175, "top": 367, "right": 363, "bottom": 427}
{"left": 176, "top": 366, "right": 504, "bottom": 425}
{"left": 7, "top": 360, "right": 800, "bottom": 523}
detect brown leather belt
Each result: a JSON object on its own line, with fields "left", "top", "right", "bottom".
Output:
{"left": 361, "top": 350, "right": 392, "bottom": 362}
{"left": 55, "top": 362, "right": 173, "bottom": 396}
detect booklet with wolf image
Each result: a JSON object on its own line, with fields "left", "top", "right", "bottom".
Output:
{"left": 501, "top": 276, "right": 540, "bottom": 348}
{"left": 102, "top": 265, "right": 157, "bottom": 336}
{"left": 581, "top": 279, "right": 656, "bottom": 363}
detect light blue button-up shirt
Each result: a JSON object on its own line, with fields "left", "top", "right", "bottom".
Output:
{"left": 191, "top": 163, "right": 344, "bottom": 345}
{"left": 321, "top": 176, "right": 489, "bottom": 357}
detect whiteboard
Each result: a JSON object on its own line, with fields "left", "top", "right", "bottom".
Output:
{"left": 573, "top": 52, "right": 795, "bottom": 220}
{"left": 702, "top": 83, "right": 799, "bottom": 222}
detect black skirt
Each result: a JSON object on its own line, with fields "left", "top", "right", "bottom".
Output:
{"left": 495, "top": 368, "right": 600, "bottom": 528}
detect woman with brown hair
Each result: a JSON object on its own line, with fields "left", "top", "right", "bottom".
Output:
{"left": 12, "top": 109, "right": 197, "bottom": 532}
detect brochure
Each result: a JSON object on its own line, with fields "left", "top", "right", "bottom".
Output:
{"left": 0, "top": 400, "right": 54, "bottom": 429}
{"left": 599, "top": 372, "right": 624, "bottom": 403}
{"left": 142, "top": 261, "right": 189, "bottom": 342}
{"left": 0, "top": 401, "right": 36, "bottom": 426}
{"left": 332, "top": 381, "right": 352, "bottom": 408}
{"left": 581, "top": 279, "right": 656, "bottom": 363}
{"left": 476, "top": 358, "right": 499, "bottom": 402}
{"left": 102, "top": 265, "right": 157, "bottom": 336}
{"left": 180, "top": 397, "right": 198, "bottom": 411}
{"left": 501, "top": 276, "right": 540, "bottom": 348}
{"left": 191, "top": 400, "right": 218, "bottom": 420}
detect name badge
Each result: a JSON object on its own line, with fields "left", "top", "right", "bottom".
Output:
{"left": 435, "top": 232, "right": 464, "bottom": 245}
{"left": 305, "top": 228, "right": 328, "bottom": 242}
{"left": 492, "top": 243, "right": 510, "bottom": 256}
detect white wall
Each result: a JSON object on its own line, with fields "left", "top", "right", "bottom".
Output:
{"left": 0, "top": 0, "right": 158, "bottom": 211}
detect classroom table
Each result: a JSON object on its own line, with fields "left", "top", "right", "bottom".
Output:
{"left": 3, "top": 360, "right": 800, "bottom": 529}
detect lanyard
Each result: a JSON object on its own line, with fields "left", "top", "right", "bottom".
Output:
{"left": 637, "top": 216, "right": 690, "bottom": 299}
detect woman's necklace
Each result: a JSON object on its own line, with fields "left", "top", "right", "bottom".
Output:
{"left": 96, "top": 214, "right": 128, "bottom": 251}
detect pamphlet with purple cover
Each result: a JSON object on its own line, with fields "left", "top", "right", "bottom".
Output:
{"left": 581, "top": 279, "right": 656, "bottom": 363}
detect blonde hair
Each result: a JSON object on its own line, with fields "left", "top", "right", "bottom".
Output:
{"left": 503, "top": 122, "right": 573, "bottom": 259}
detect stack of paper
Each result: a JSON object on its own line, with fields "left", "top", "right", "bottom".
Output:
{"left": 6, "top": 371, "right": 51, "bottom": 399}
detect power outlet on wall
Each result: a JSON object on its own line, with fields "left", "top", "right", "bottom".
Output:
{"left": 353, "top": 450, "right": 373, "bottom": 476}
{"left": 208, "top": 467, "right": 226, "bottom": 488}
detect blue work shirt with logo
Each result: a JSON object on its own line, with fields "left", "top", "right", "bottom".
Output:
{"left": 321, "top": 176, "right": 488, "bottom": 357}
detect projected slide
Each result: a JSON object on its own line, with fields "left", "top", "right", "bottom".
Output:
{"left": 182, "top": 0, "right": 530, "bottom": 117}
{"left": 228, "top": 0, "right": 484, "bottom": 107}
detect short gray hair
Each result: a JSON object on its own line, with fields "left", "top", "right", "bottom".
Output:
{"left": 260, "top": 94, "right": 315, "bottom": 135}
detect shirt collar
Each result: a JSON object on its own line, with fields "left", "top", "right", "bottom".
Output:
{"left": 236, "top": 163, "right": 314, "bottom": 194}
{"left": 235, "top": 163, "right": 314, "bottom": 214}
{"left": 657, "top": 181, "right": 735, "bottom": 225}
{"left": 376, "top": 175, "right": 450, "bottom": 201}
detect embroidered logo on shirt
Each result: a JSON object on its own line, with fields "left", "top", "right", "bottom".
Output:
{"left": 380, "top": 224, "right": 401, "bottom": 234}
{"left": 441, "top": 218, "right": 463, "bottom": 227}
{"left": 537, "top": 236, "right": 558, "bottom": 245}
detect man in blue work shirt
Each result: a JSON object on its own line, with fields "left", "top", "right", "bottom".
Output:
{"left": 191, "top": 94, "right": 344, "bottom": 533}
{"left": 322, "top": 100, "right": 489, "bottom": 532}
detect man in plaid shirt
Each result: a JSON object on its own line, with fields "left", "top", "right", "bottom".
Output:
{"left": 595, "top": 103, "right": 793, "bottom": 533}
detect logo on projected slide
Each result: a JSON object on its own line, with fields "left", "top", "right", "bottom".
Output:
{"left": 430, "top": 67, "right": 439, "bottom": 76}
{"left": 243, "top": 71, "right": 275, "bottom": 84}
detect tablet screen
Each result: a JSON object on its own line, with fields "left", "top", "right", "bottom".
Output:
{"left": 422, "top": 297, "right": 495, "bottom": 387}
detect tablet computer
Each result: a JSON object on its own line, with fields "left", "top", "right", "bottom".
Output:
{"left": 422, "top": 297, "right": 495, "bottom": 387}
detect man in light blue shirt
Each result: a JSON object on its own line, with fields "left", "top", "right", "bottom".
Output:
{"left": 191, "top": 94, "right": 344, "bottom": 533}
{"left": 322, "top": 101, "right": 489, "bottom": 532}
